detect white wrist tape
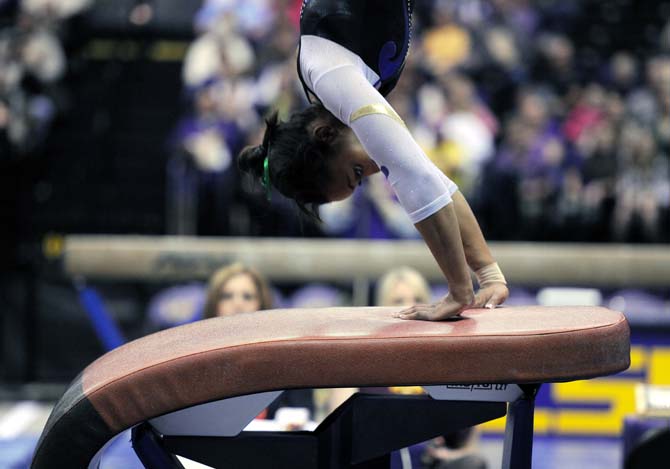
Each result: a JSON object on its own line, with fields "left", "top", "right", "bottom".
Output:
{"left": 475, "top": 262, "right": 507, "bottom": 287}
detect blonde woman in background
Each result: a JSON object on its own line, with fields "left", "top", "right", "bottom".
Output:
{"left": 203, "top": 262, "right": 274, "bottom": 318}
{"left": 375, "top": 266, "right": 432, "bottom": 307}
{"left": 141, "top": 262, "right": 272, "bottom": 334}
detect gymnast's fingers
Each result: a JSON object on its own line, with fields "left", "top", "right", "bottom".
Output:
{"left": 486, "top": 284, "right": 510, "bottom": 308}
{"left": 393, "top": 305, "right": 418, "bottom": 318}
{"left": 474, "top": 291, "right": 490, "bottom": 308}
{"left": 395, "top": 304, "right": 432, "bottom": 320}
{"left": 398, "top": 303, "right": 465, "bottom": 321}
{"left": 396, "top": 310, "right": 427, "bottom": 320}
{"left": 475, "top": 284, "right": 509, "bottom": 309}
{"left": 482, "top": 293, "right": 499, "bottom": 309}
{"left": 474, "top": 291, "right": 496, "bottom": 309}
{"left": 486, "top": 290, "right": 508, "bottom": 309}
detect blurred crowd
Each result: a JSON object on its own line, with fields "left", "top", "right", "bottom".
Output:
{"left": 172, "top": 0, "right": 670, "bottom": 243}
{"left": 2, "top": 0, "right": 669, "bottom": 243}
{"left": 0, "top": 0, "right": 91, "bottom": 156}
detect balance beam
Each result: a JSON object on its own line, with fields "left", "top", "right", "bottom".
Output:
{"left": 31, "top": 306, "right": 630, "bottom": 468}
{"left": 58, "top": 235, "right": 670, "bottom": 286}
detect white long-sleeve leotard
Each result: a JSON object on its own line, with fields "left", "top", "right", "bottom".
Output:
{"left": 299, "top": 35, "right": 458, "bottom": 224}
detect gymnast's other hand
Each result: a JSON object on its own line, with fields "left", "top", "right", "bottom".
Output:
{"left": 393, "top": 292, "right": 475, "bottom": 321}
{"left": 474, "top": 282, "right": 509, "bottom": 310}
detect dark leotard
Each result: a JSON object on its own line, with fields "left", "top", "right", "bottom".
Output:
{"left": 298, "top": 0, "right": 414, "bottom": 99}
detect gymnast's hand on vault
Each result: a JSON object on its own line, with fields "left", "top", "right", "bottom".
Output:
{"left": 393, "top": 292, "right": 474, "bottom": 321}
{"left": 474, "top": 283, "right": 509, "bottom": 310}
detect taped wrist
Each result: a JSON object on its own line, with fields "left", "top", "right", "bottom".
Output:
{"left": 475, "top": 262, "right": 507, "bottom": 287}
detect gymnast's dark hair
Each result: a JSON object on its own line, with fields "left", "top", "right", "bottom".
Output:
{"left": 237, "top": 103, "right": 345, "bottom": 220}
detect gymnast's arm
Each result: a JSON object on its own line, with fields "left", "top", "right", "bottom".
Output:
{"left": 399, "top": 194, "right": 508, "bottom": 317}
{"left": 452, "top": 191, "right": 509, "bottom": 308}
{"left": 411, "top": 205, "right": 475, "bottom": 317}
{"left": 301, "top": 37, "right": 478, "bottom": 318}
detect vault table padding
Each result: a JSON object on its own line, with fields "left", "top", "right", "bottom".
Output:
{"left": 31, "top": 306, "right": 630, "bottom": 468}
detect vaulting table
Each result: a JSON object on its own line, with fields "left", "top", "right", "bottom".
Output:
{"left": 31, "top": 306, "right": 630, "bottom": 469}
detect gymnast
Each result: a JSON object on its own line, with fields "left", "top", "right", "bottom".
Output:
{"left": 238, "top": 0, "right": 508, "bottom": 320}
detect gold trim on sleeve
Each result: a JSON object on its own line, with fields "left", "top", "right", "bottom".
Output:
{"left": 350, "top": 103, "right": 407, "bottom": 128}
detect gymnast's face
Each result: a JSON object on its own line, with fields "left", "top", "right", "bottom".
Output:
{"left": 216, "top": 273, "right": 261, "bottom": 317}
{"left": 324, "top": 133, "right": 380, "bottom": 202}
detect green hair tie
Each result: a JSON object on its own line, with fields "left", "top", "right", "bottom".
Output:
{"left": 262, "top": 154, "right": 271, "bottom": 201}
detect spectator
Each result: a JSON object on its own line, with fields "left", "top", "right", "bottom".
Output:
{"left": 420, "top": 2, "right": 473, "bottom": 75}
{"left": 142, "top": 262, "right": 273, "bottom": 334}
{"left": 612, "top": 123, "right": 670, "bottom": 242}
{"left": 656, "top": 89, "right": 670, "bottom": 156}
{"left": 439, "top": 73, "right": 497, "bottom": 196}
{"left": 574, "top": 118, "right": 618, "bottom": 240}
{"left": 375, "top": 266, "right": 432, "bottom": 307}
{"left": 472, "top": 25, "right": 523, "bottom": 119}
{"left": 0, "top": 0, "right": 86, "bottom": 156}
{"left": 530, "top": 33, "right": 578, "bottom": 99}
{"left": 203, "top": 262, "right": 273, "bottom": 318}
{"left": 607, "top": 51, "right": 638, "bottom": 95}
{"left": 20, "top": 0, "right": 91, "bottom": 21}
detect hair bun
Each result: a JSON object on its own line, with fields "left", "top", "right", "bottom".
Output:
{"left": 238, "top": 112, "right": 279, "bottom": 180}
{"left": 237, "top": 144, "right": 266, "bottom": 178}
